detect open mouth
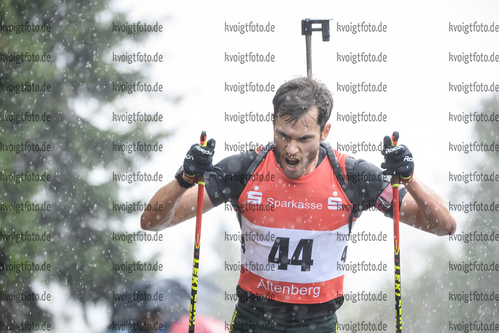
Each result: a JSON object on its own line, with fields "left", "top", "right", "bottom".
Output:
{"left": 285, "top": 157, "right": 300, "bottom": 171}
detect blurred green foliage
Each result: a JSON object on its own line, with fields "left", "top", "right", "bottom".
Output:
{"left": 0, "top": 0, "right": 168, "bottom": 325}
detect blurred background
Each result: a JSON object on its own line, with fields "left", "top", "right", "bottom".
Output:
{"left": 1, "top": 0, "right": 498, "bottom": 331}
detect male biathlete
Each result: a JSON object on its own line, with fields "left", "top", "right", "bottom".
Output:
{"left": 141, "top": 77, "right": 456, "bottom": 332}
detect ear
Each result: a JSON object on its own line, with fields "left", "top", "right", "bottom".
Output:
{"left": 320, "top": 123, "right": 331, "bottom": 142}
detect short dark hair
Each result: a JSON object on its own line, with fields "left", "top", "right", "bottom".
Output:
{"left": 272, "top": 77, "right": 333, "bottom": 131}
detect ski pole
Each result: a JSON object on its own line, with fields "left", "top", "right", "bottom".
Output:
{"left": 301, "top": 19, "right": 331, "bottom": 78}
{"left": 384, "top": 131, "right": 402, "bottom": 333}
{"left": 189, "top": 131, "right": 208, "bottom": 333}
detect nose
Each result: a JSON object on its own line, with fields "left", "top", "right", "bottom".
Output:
{"left": 286, "top": 140, "right": 299, "bottom": 156}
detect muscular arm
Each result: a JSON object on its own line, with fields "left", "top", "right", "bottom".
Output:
{"left": 140, "top": 147, "right": 257, "bottom": 231}
{"left": 140, "top": 179, "right": 215, "bottom": 231}
{"left": 399, "top": 178, "right": 456, "bottom": 236}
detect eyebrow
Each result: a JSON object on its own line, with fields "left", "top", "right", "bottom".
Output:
{"left": 276, "top": 129, "right": 315, "bottom": 141}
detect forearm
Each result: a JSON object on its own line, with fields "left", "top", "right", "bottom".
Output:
{"left": 140, "top": 179, "right": 189, "bottom": 231}
{"left": 402, "top": 178, "right": 456, "bottom": 236}
{"left": 142, "top": 135, "right": 217, "bottom": 231}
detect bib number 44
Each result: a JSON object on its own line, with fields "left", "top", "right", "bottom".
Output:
{"left": 268, "top": 237, "right": 314, "bottom": 271}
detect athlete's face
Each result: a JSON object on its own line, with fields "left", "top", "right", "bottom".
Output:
{"left": 273, "top": 107, "right": 331, "bottom": 179}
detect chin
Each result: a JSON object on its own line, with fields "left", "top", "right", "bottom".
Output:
{"left": 284, "top": 171, "right": 301, "bottom": 179}
{"left": 284, "top": 165, "right": 307, "bottom": 179}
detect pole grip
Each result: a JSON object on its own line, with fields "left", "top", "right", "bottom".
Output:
{"left": 197, "top": 131, "right": 207, "bottom": 185}
{"left": 200, "top": 131, "right": 207, "bottom": 147}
